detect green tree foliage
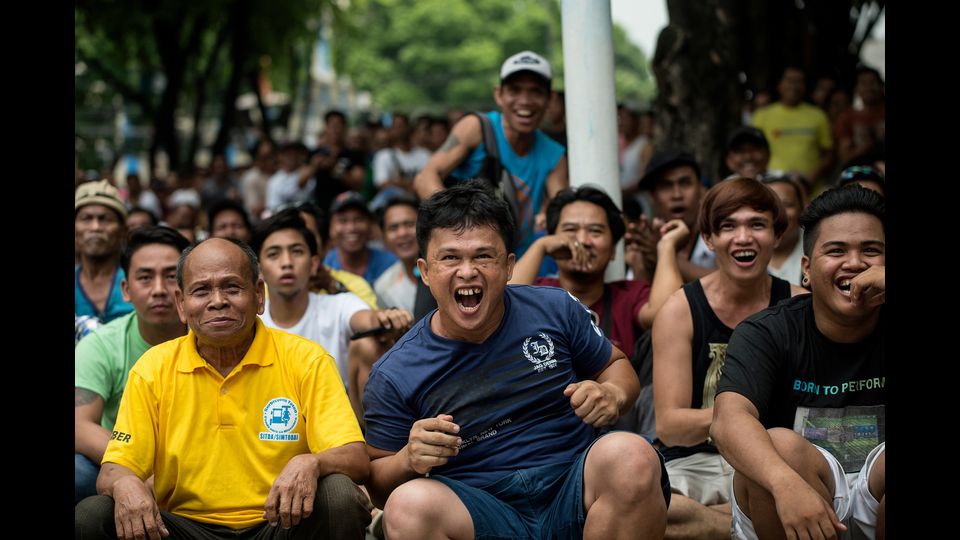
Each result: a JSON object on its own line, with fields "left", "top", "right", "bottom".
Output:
{"left": 333, "top": 0, "right": 655, "bottom": 112}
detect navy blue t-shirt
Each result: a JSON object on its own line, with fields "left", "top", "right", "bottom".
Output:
{"left": 363, "top": 285, "right": 612, "bottom": 488}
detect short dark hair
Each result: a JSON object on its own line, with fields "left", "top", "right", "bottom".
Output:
{"left": 294, "top": 201, "right": 330, "bottom": 247}
{"left": 207, "top": 198, "right": 252, "bottom": 234}
{"left": 800, "top": 185, "right": 886, "bottom": 256}
{"left": 177, "top": 238, "right": 260, "bottom": 290}
{"left": 127, "top": 206, "right": 160, "bottom": 226}
{"left": 377, "top": 194, "right": 420, "bottom": 229}
{"left": 251, "top": 208, "right": 318, "bottom": 257}
{"left": 417, "top": 180, "right": 516, "bottom": 257}
{"left": 546, "top": 186, "right": 626, "bottom": 244}
{"left": 698, "top": 176, "right": 787, "bottom": 238}
{"left": 324, "top": 110, "right": 346, "bottom": 124}
{"left": 122, "top": 225, "right": 191, "bottom": 277}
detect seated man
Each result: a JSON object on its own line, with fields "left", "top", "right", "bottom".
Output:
{"left": 509, "top": 185, "right": 688, "bottom": 359}
{"left": 75, "top": 180, "right": 133, "bottom": 324}
{"left": 711, "top": 185, "right": 886, "bottom": 539}
{"left": 252, "top": 209, "right": 413, "bottom": 422}
{"left": 652, "top": 177, "right": 806, "bottom": 539}
{"left": 75, "top": 237, "right": 371, "bottom": 539}
{"left": 373, "top": 193, "right": 420, "bottom": 314}
{"left": 323, "top": 191, "right": 398, "bottom": 285}
{"left": 362, "top": 181, "right": 670, "bottom": 540}
{"left": 207, "top": 198, "right": 253, "bottom": 243}
{"left": 75, "top": 226, "right": 190, "bottom": 503}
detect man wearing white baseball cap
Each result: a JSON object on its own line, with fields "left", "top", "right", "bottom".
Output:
{"left": 414, "top": 50, "right": 569, "bottom": 259}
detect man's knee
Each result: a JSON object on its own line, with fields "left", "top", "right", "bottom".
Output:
{"left": 586, "top": 433, "right": 664, "bottom": 503}
{"left": 868, "top": 447, "right": 885, "bottom": 501}
{"left": 315, "top": 473, "right": 370, "bottom": 519}
{"left": 75, "top": 454, "right": 100, "bottom": 504}
{"left": 75, "top": 495, "right": 116, "bottom": 539}
{"left": 382, "top": 478, "right": 470, "bottom": 538}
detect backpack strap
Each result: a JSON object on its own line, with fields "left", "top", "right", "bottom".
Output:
{"left": 472, "top": 112, "right": 521, "bottom": 231}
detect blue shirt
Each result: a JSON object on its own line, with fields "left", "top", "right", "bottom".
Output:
{"left": 451, "top": 111, "right": 565, "bottom": 257}
{"left": 323, "top": 247, "right": 398, "bottom": 285}
{"left": 75, "top": 265, "right": 133, "bottom": 324}
{"left": 363, "top": 285, "right": 612, "bottom": 488}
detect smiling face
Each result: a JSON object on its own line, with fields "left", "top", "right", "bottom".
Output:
{"left": 802, "top": 212, "right": 885, "bottom": 322}
{"left": 767, "top": 182, "right": 802, "bottom": 250}
{"left": 725, "top": 142, "right": 770, "bottom": 178}
{"left": 495, "top": 73, "right": 551, "bottom": 137}
{"left": 705, "top": 207, "right": 779, "bottom": 281}
{"left": 175, "top": 239, "right": 264, "bottom": 348}
{"left": 383, "top": 204, "right": 419, "bottom": 263}
{"left": 330, "top": 208, "right": 371, "bottom": 256}
{"left": 555, "top": 201, "right": 613, "bottom": 279}
{"left": 417, "top": 225, "right": 515, "bottom": 343}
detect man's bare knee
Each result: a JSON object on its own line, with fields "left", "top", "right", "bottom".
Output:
{"left": 382, "top": 479, "right": 472, "bottom": 540}
{"left": 766, "top": 427, "right": 833, "bottom": 495}
{"left": 585, "top": 433, "right": 662, "bottom": 505}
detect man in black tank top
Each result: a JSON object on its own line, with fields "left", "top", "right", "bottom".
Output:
{"left": 651, "top": 177, "right": 805, "bottom": 539}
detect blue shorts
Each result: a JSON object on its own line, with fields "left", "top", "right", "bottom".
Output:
{"left": 432, "top": 432, "right": 671, "bottom": 540}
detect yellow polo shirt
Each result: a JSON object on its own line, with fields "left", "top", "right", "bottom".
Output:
{"left": 102, "top": 318, "right": 364, "bottom": 528}
{"left": 752, "top": 102, "right": 833, "bottom": 178}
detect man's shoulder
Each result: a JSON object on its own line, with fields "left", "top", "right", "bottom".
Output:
{"left": 741, "top": 293, "right": 811, "bottom": 334}
{"left": 77, "top": 312, "right": 137, "bottom": 351}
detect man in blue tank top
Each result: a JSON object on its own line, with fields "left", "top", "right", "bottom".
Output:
{"left": 363, "top": 181, "right": 669, "bottom": 540}
{"left": 414, "top": 50, "right": 568, "bottom": 258}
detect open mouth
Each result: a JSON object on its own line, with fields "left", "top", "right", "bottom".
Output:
{"left": 837, "top": 278, "right": 852, "bottom": 295}
{"left": 455, "top": 287, "right": 483, "bottom": 312}
{"left": 669, "top": 205, "right": 687, "bottom": 218}
{"left": 732, "top": 249, "right": 757, "bottom": 264}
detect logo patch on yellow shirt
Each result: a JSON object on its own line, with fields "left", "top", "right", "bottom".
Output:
{"left": 260, "top": 397, "right": 300, "bottom": 441}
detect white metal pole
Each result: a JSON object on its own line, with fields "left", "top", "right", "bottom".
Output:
{"left": 561, "top": 0, "right": 623, "bottom": 281}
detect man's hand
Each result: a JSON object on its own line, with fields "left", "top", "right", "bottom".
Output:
{"left": 563, "top": 380, "right": 624, "bottom": 427}
{"left": 111, "top": 475, "right": 169, "bottom": 540}
{"left": 541, "top": 234, "right": 591, "bottom": 272}
{"left": 657, "top": 219, "right": 690, "bottom": 251}
{"left": 772, "top": 477, "right": 847, "bottom": 540}
{"left": 849, "top": 265, "right": 885, "bottom": 308}
{"left": 310, "top": 264, "right": 339, "bottom": 294}
{"left": 405, "top": 414, "right": 461, "bottom": 475}
{"left": 264, "top": 454, "right": 321, "bottom": 529}
{"left": 373, "top": 308, "right": 414, "bottom": 344}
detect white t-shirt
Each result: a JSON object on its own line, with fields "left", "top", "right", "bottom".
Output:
{"left": 620, "top": 135, "right": 649, "bottom": 191}
{"left": 372, "top": 147, "right": 431, "bottom": 187}
{"left": 260, "top": 291, "right": 368, "bottom": 386}
{"left": 767, "top": 240, "right": 804, "bottom": 286}
{"left": 265, "top": 169, "right": 315, "bottom": 211}
{"left": 373, "top": 260, "right": 417, "bottom": 314}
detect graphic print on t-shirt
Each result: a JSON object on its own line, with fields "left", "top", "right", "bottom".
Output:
{"left": 701, "top": 342, "right": 727, "bottom": 409}
{"left": 793, "top": 404, "right": 884, "bottom": 472}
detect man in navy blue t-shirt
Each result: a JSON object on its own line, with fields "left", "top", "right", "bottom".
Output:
{"left": 363, "top": 181, "right": 669, "bottom": 540}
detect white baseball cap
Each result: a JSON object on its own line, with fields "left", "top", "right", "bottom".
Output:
{"left": 500, "top": 51, "right": 552, "bottom": 85}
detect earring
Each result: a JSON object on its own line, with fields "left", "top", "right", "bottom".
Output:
{"left": 802, "top": 275, "right": 810, "bottom": 286}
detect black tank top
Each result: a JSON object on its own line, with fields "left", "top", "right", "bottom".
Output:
{"left": 660, "top": 276, "right": 792, "bottom": 461}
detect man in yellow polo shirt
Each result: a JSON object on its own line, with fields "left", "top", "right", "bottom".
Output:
{"left": 75, "top": 237, "right": 371, "bottom": 539}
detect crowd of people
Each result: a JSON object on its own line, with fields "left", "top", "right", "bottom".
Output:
{"left": 76, "top": 49, "right": 886, "bottom": 540}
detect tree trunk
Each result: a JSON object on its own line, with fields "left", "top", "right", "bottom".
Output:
{"left": 213, "top": 0, "right": 251, "bottom": 157}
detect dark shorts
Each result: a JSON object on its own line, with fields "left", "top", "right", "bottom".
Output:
{"left": 432, "top": 432, "right": 671, "bottom": 540}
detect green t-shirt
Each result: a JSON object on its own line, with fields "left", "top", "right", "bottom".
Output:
{"left": 75, "top": 312, "right": 150, "bottom": 430}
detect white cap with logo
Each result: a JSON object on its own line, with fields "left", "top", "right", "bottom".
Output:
{"left": 500, "top": 51, "right": 552, "bottom": 85}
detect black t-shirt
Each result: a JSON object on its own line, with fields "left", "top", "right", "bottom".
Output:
{"left": 716, "top": 294, "right": 885, "bottom": 471}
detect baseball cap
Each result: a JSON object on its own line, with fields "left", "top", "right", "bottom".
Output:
{"left": 638, "top": 150, "right": 702, "bottom": 192}
{"left": 329, "top": 191, "right": 371, "bottom": 217}
{"left": 75, "top": 179, "right": 128, "bottom": 220}
{"left": 500, "top": 51, "right": 552, "bottom": 86}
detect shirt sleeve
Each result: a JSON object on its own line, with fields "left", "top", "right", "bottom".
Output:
{"left": 75, "top": 332, "right": 112, "bottom": 401}
{"left": 716, "top": 318, "right": 782, "bottom": 420}
{"left": 101, "top": 369, "right": 159, "bottom": 479}
{"left": 301, "top": 351, "right": 365, "bottom": 452}
{"left": 362, "top": 368, "right": 416, "bottom": 452}
{"left": 337, "top": 292, "right": 370, "bottom": 338}
{"left": 560, "top": 289, "right": 613, "bottom": 380}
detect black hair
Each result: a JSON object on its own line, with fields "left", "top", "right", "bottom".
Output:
{"left": 324, "top": 110, "right": 346, "bottom": 124}
{"left": 545, "top": 186, "right": 626, "bottom": 243}
{"left": 127, "top": 206, "right": 160, "bottom": 226}
{"left": 251, "top": 208, "right": 318, "bottom": 257}
{"left": 207, "top": 198, "right": 253, "bottom": 235}
{"left": 416, "top": 180, "right": 515, "bottom": 257}
{"left": 799, "top": 185, "right": 885, "bottom": 256}
{"left": 293, "top": 201, "right": 329, "bottom": 248}
{"left": 377, "top": 193, "right": 420, "bottom": 229}
{"left": 177, "top": 237, "right": 260, "bottom": 290}
{"left": 122, "top": 225, "right": 191, "bottom": 277}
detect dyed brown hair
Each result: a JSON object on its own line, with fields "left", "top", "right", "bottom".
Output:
{"left": 698, "top": 176, "right": 787, "bottom": 238}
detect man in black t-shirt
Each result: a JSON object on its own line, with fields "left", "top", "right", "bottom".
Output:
{"left": 312, "top": 110, "right": 368, "bottom": 213}
{"left": 712, "top": 186, "right": 886, "bottom": 540}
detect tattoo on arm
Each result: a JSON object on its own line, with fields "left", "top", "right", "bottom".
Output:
{"left": 438, "top": 134, "right": 460, "bottom": 153}
{"left": 75, "top": 388, "right": 101, "bottom": 407}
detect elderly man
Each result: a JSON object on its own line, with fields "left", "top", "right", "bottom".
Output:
{"left": 363, "top": 181, "right": 669, "bottom": 540}
{"left": 75, "top": 237, "right": 371, "bottom": 539}
{"left": 76, "top": 180, "right": 133, "bottom": 323}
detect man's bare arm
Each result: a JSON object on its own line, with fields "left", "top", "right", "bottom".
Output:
{"left": 75, "top": 388, "right": 111, "bottom": 463}
{"left": 413, "top": 115, "right": 483, "bottom": 199}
